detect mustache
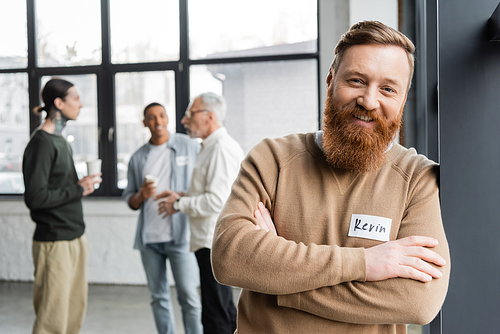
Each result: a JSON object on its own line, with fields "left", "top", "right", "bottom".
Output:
{"left": 337, "top": 103, "right": 383, "bottom": 124}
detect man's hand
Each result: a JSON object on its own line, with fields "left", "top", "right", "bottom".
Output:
{"left": 78, "top": 173, "right": 102, "bottom": 197}
{"left": 155, "top": 190, "right": 185, "bottom": 200}
{"left": 254, "top": 202, "right": 277, "bottom": 236}
{"left": 128, "top": 178, "right": 157, "bottom": 209}
{"left": 365, "top": 236, "right": 446, "bottom": 283}
{"left": 140, "top": 179, "right": 157, "bottom": 200}
{"left": 156, "top": 190, "right": 182, "bottom": 218}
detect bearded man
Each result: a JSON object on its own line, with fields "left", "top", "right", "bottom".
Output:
{"left": 211, "top": 20, "right": 450, "bottom": 334}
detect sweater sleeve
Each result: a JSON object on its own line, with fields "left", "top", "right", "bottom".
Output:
{"left": 23, "top": 134, "right": 83, "bottom": 211}
{"left": 212, "top": 138, "right": 366, "bottom": 295}
{"left": 276, "top": 165, "right": 450, "bottom": 325}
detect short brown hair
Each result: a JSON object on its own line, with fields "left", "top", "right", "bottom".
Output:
{"left": 331, "top": 21, "right": 415, "bottom": 88}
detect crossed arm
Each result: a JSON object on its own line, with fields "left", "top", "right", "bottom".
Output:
{"left": 215, "top": 197, "right": 448, "bottom": 325}
{"left": 254, "top": 202, "right": 445, "bottom": 283}
{"left": 246, "top": 194, "right": 449, "bottom": 325}
{"left": 252, "top": 202, "right": 448, "bottom": 324}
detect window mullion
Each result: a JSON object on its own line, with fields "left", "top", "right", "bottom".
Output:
{"left": 27, "top": 0, "right": 40, "bottom": 134}
{"left": 177, "top": 0, "right": 190, "bottom": 133}
{"left": 99, "top": 0, "right": 117, "bottom": 196}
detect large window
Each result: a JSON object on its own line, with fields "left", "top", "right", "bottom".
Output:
{"left": 190, "top": 60, "right": 318, "bottom": 153}
{"left": 115, "top": 71, "right": 177, "bottom": 189}
{"left": 110, "top": 0, "right": 180, "bottom": 63}
{"left": 0, "top": 2, "right": 28, "bottom": 69}
{"left": 41, "top": 74, "right": 99, "bottom": 179}
{"left": 188, "top": 0, "right": 317, "bottom": 59}
{"left": 0, "top": 0, "right": 319, "bottom": 196}
{"left": 36, "top": 0, "right": 102, "bottom": 67}
{"left": 0, "top": 73, "right": 28, "bottom": 194}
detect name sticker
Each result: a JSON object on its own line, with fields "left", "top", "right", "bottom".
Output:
{"left": 176, "top": 156, "right": 189, "bottom": 166}
{"left": 348, "top": 214, "right": 392, "bottom": 242}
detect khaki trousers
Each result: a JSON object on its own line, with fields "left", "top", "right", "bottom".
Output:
{"left": 32, "top": 235, "right": 88, "bottom": 334}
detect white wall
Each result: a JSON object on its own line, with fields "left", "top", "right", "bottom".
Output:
{"left": 0, "top": 199, "right": 150, "bottom": 285}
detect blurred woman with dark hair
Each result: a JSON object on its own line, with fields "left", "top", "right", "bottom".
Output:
{"left": 22, "top": 78, "right": 101, "bottom": 334}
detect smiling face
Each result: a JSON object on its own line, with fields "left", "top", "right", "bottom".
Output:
{"left": 322, "top": 44, "right": 411, "bottom": 172}
{"left": 57, "top": 86, "right": 82, "bottom": 120}
{"left": 327, "top": 44, "right": 410, "bottom": 128}
{"left": 143, "top": 105, "right": 169, "bottom": 145}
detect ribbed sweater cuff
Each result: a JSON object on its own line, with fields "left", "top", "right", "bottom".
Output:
{"left": 341, "top": 247, "right": 367, "bottom": 282}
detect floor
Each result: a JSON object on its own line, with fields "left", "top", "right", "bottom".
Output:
{"left": 0, "top": 281, "right": 240, "bottom": 334}
{"left": 0, "top": 281, "right": 422, "bottom": 334}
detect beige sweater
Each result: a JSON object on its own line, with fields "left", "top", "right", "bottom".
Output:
{"left": 212, "top": 132, "right": 450, "bottom": 334}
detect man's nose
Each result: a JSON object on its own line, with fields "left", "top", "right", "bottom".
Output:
{"left": 356, "top": 87, "right": 380, "bottom": 111}
{"left": 181, "top": 115, "right": 187, "bottom": 125}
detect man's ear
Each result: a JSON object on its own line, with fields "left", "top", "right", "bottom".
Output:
{"left": 403, "top": 91, "right": 408, "bottom": 105}
{"left": 326, "top": 67, "right": 334, "bottom": 87}
{"left": 54, "top": 97, "right": 64, "bottom": 110}
{"left": 207, "top": 111, "right": 216, "bottom": 122}
{"left": 399, "top": 92, "right": 409, "bottom": 115}
{"left": 207, "top": 111, "right": 221, "bottom": 127}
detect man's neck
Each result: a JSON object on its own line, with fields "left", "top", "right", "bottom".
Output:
{"left": 40, "top": 120, "right": 56, "bottom": 134}
{"left": 39, "top": 110, "right": 70, "bottom": 136}
{"left": 201, "top": 124, "right": 222, "bottom": 141}
{"left": 150, "top": 133, "right": 169, "bottom": 146}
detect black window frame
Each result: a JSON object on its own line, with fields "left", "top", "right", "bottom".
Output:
{"left": 0, "top": 0, "right": 320, "bottom": 197}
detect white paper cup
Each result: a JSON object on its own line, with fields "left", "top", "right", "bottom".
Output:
{"left": 145, "top": 174, "right": 159, "bottom": 187}
{"left": 86, "top": 159, "right": 102, "bottom": 181}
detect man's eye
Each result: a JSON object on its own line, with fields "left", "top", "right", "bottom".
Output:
{"left": 383, "top": 87, "right": 395, "bottom": 93}
{"left": 348, "top": 78, "right": 365, "bottom": 86}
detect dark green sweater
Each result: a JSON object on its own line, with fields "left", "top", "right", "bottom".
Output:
{"left": 22, "top": 129, "right": 85, "bottom": 241}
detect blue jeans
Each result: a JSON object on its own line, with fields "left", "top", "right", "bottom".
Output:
{"left": 141, "top": 241, "right": 202, "bottom": 334}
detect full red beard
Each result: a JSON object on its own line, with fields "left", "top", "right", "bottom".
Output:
{"left": 322, "top": 89, "right": 402, "bottom": 173}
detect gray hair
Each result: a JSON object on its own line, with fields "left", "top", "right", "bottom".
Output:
{"left": 192, "top": 92, "right": 226, "bottom": 124}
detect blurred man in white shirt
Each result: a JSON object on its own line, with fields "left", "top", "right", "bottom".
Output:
{"left": 156, "top": 93, "right": 243, "bottom": 334}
